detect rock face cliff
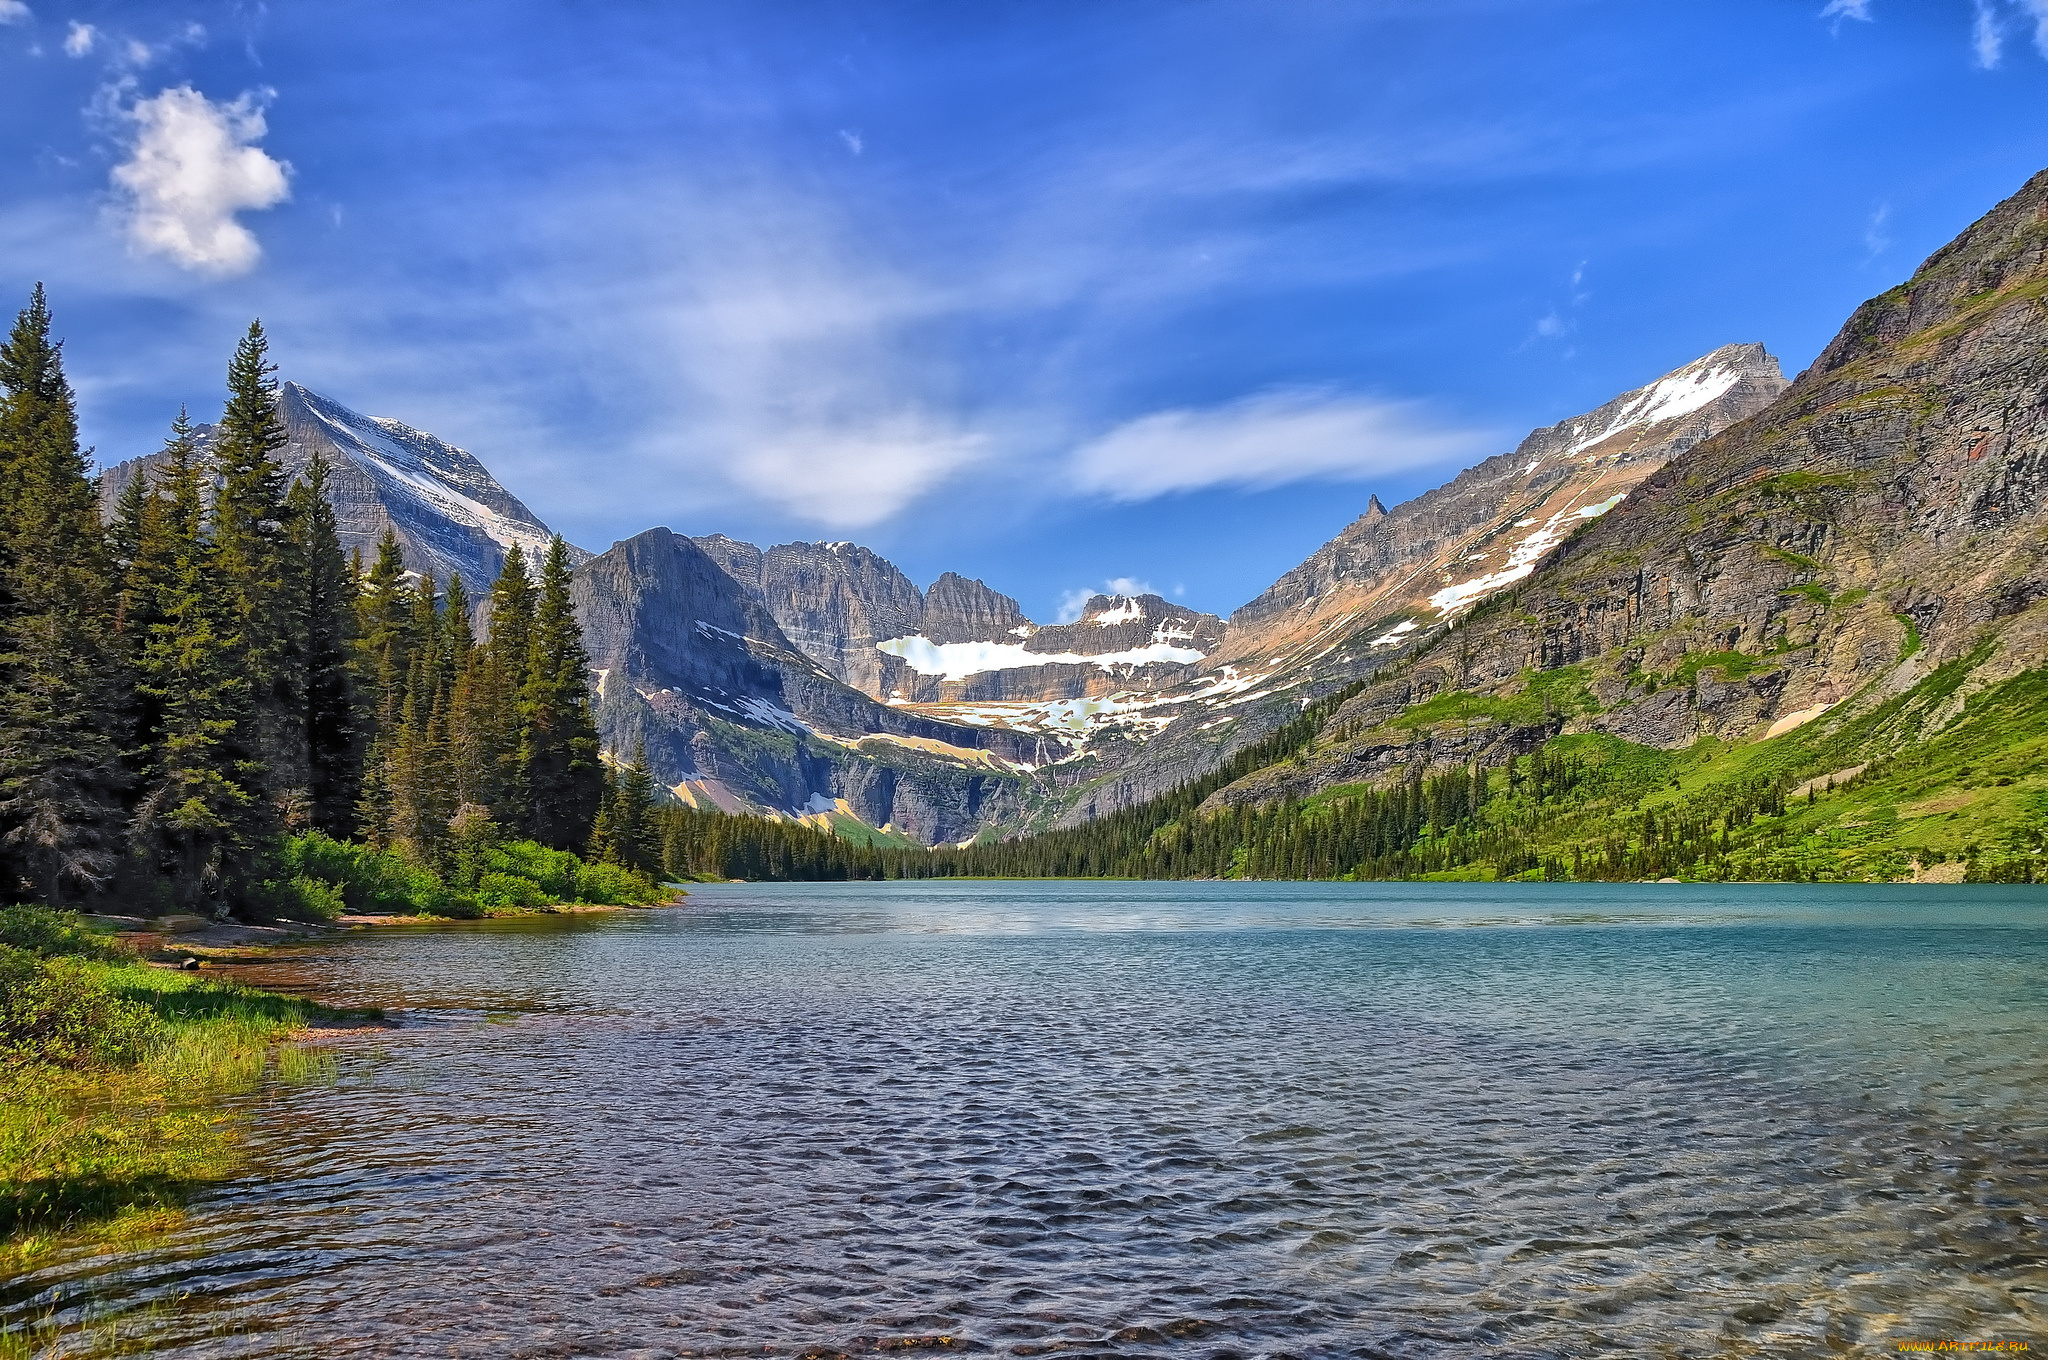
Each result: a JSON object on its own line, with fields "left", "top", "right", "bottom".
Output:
{"left": 1203, "top": 166, "right": 2048, "bottom": 811}
{"left": 100, "top": 383, "right": 573, "bottom": 592}
{"left": 573, "top": 529, "right": 1050, "bottom": 843}
{"left": 689, "top": 537, "right": 1226, "bottom": 710}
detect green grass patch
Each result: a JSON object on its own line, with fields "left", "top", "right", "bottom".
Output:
{"left": 1762, "top": 544, "right": 1821, "bottom": 571}
{"left": 1896, "top": 613, "right": 1922, "bottom": 658}
{"left": 1758, "top": 470, "right": 1859, "bottom": 496}
{"left": 0, "top": 911, "right": 378, "bottom": 1274}
{"left": 1392, "top": 665, "right": 1594, "bottom": 731}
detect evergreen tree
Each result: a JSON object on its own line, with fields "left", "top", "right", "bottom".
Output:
{"left": 0, "top": 286, "right": 123, "bottom": 903}
{"left": 610, "top": 744, "right": 659, "bottom": 875}
{"left": 520, "top": 537, "right": 601, "bottom": 849}
{"left": 128, "top": 412, "right": 254, "bottom": 912}
{"left": 476, "top": 545, "right": 535, "bottom": 821}
{"left": 352, "top": 529, "right": 411, "bottom": 845}
{"left": 210, "top": 321, "right": 299, "bottom": 828}
{"left": 285, "top": 451, "right": 357, "bottom": 835}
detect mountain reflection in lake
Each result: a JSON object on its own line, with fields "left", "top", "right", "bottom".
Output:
{"left": 7, "top": 881, "right": 2045, "bottom": 1357}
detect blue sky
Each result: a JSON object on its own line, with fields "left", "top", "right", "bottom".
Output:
{"left": 4, "top": 1, "right": 2047, "bottom": 623}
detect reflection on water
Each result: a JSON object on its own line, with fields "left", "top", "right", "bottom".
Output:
{"left": 6, "top": 881, "right": 2047, "bottom": 1357}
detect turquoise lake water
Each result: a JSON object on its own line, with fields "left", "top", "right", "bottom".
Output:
{"left": 7, "top": 880, "right": 2046, "bottom": 1357}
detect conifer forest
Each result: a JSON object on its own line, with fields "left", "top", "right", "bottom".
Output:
{"left": 0, "top": 286, "right": 655, "bottom": 920}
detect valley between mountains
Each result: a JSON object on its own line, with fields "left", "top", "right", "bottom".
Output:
{"left": 105, "top": 165, "right": 2048, "bottom": 881}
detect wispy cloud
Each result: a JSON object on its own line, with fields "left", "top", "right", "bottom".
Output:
{"left": 1067, "top": 387, "right": 1491, "bottom": 501}
{"left": 1054, "top": 577, "right": 1156, "bottom": 622}
{"left": 1864, "top": 201, "right": 1891, "bottom": 257}
{"left": 1969, "top": 0, "right": 2048, "bottom": 66}
{"left": 0, "top": 0, "right": 29, "bottom": 26}
{"left": 109, "top": 85, "right": 292, "bottom": 276}
{"left": 1850, "top": 0, "right": 2048, "bottom": 66}
{"left": 838, "top": 128, "right": 863, "bottom": 155}
{"left": 721, "top": 415, "right": 986, "bottom": 529}
{"left": 1975, "top": 0, "right": 2006, "bottom": 65}
{"left": 63, "top": 21, "right": 94, "bottom": 56}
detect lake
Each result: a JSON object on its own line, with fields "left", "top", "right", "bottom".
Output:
{"left": 8, "top": 881, "right": 2047, "bottom": 1357}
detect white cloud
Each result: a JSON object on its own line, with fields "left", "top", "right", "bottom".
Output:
{"left": 63, "top": 22, "right": 95, "bottom": 56}
{"left": 1864, "top": 202, "right": 1891, "bottom": 256}
{"left": 1820, "top": 0, "right": 1872, "bottom": 20}
{"left": 0, "top": 0, "right": 29, "bottom": 25}
{"left": 1054, "top": 579, "right": 1156, "bottom": 622}
{"left": 1975, "top": 0, "right": 2006, "bottom": 65}
{"left": 1533, "top": 311, "right": 1567, "bottom": 338}
{"left": 720, "top": 414, "right": 985, "bottom": 529}
{"left": 838, "top": 128, "right": 863, "bottom": 155}
{"left": 1068, "top": 387, "right": 1492, "bottom": 501}
{"left": 1982, "top": 0, "right": 2048, "bottom": 62}
{"left": 109, "top": 85, "right": 292, "bottom": 276}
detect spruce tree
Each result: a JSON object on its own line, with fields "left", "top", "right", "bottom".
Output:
{"left": 520, "top": 536, "right": 601, "bottom": 849}
{"left": 0, "top": 286, "right": 123, "bottom": 904}
{"left": 285, "top": 451, "right": 357, "bottom": 835}
{"left": 603, "top": 743, "right": 660, "bottom": 874}
{"left": 352, "top": 529, "right": 411, "bottom": 845}
{"left": 129, "top": 413, "right": 254, "bottom": 912}
{"left": 211, "top": 321, "right": 299, "bottom": 831}
{"left": 479, "top": 545, "right": 536, "bottom": 823}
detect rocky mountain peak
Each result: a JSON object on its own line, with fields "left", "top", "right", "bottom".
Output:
{"left": 920, "top": 572, "right": 1032, "bottom": 645}
{"left": 101, "top": 382, "right": 573, "bottom": 595}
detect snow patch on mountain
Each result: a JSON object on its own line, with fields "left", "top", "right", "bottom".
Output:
{"left": 1428, "top": 492, "right": 1629, "bottom": 615}
{"left": 876, "top": 634, "right": 1206, "bottom": 680}
{"left": 293, "top": 388, "right": 559, "bottom": 564}
{"left": 1563, "top": 359, "right": 1745, "bottom": 457}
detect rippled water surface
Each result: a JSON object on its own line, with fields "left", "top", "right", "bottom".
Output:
{"left": 10, "top": 881, "right": 2048, "bottom": 1358}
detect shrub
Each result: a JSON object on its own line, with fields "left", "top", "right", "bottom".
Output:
{"left": 486, "top": 841, "right": 582, "bottom": 901}
{"left": 261, "top": 874, "right": 346, "bottom": 922}
{"left": 476, "top": 873, "right": 550, "bottom": 909}
{"left": 275, "top": 832, "right": 446, "bottom": 915}
{"left": 0, "top": 947, "right": 163, "bottom": 1069}
{"left": 574, "top": 859, "right": 664, "bottom": 906}
{"left": 0, "top": 905, "right": 115, "bottom": 959}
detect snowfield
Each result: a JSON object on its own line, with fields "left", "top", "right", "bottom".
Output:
{"left": 877, "top": 634, "right": 1205, "bottom": 680}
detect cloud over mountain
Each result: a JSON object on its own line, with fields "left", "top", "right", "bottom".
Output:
{"left": 1067, "top": 387, "right": 1492, "bottom": 501}
{"left": 110, "top": 85, "right": 291, "bottom": 276}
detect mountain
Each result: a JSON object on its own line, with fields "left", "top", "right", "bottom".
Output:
{"left": 1190, "top": 165, "right": 2048, "bottom": 876}
{"left": 969, "top": 343, "right": 1789, "bottom": 833}
{"left": 100, "top": 382, "right": 573, "bottom": 593}
{"left": 573, "top": 529, "right": 1058, "bottom": 844}
{"left": 690, "top": 535, "right": 1227, "bottom": 710}
{"left": 1214, "top": 343, "right": 1787, "bottom": 672}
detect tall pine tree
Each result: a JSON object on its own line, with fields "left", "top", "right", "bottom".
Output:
{"left": 127, "top": 411, "right": 254, "bottom": 912}
{"left": 0, "top": 286, "right": 123, "bottom": 903}
{"left": 285, "top": 451, "right": 357, "bottom": 835}
{"left": 211, "top": 321, "right": 300, "bottom": 836}
{"left": 520, "top": 536, "right": 602, "bottom": 849}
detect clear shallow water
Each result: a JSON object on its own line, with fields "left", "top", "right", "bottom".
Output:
{"left": 9, "top": 881, "right": 2048, "bottom": 1358}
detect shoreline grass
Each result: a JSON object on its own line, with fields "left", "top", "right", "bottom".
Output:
{"left": 0, "top": 914, "right": 381, "bottom": 1279}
